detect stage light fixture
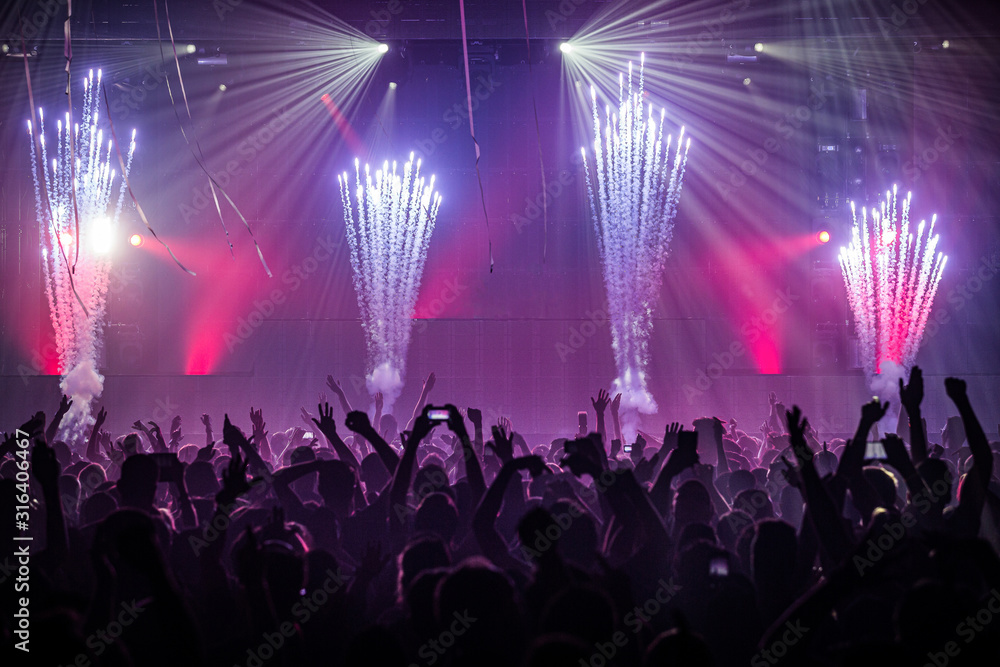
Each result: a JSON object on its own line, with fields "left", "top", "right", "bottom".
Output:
{"left": 129, "top": 234, "right": 144, "bottom": 247}
{"left": 942, "top": 40, "right": 950, "bottom": 49}
{"left": 754, "top": 42, "right": 764, "bottom": 53}
{"left": 743, "top": 77, "right": 752, "bottom": 86}
{"left": 219, "top": 84, "right": 227, "bottom": 92}
{"left": 818, "top": 230, "right": 830, "bottom": 244}
{"left": 559, "top": 42, "right": 573, "bottom": 54}
{"left": 377, "top": 43, "right": 389, "bottom": 54}
{"left": 389, "top": 81, "right": 397, "bottom": 89}
{"left": 186, "top": 44, "right": 196, "bottom": 54}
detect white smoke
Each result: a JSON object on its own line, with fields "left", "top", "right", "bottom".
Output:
{"left": 59, "top": 358, "right": 105, "bottom": 442}
{"left": 613, "top": 368, "right": 657, "bottom": 444}
{"left": 367, "top": 361, "right": 403, "bottom": 413}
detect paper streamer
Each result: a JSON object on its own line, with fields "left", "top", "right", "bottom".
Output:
{"left": 153, "top": 0, "right": 272, "bottom": 277}
{"left": 458, "top": 0, "right": 494, "bottom": 273}
{"left": 101, "top": 84, "right": 196, "bottom": 276}
{"left": 20, "top": 9, "right": 89, "bottom": 317}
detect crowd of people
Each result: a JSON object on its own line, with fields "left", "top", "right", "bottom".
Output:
{"left": 2, "top": 366, "right": 999, "bottom": 666}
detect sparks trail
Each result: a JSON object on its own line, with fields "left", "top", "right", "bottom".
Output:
{"left": 839, "top": 185, "right": 947, "bottom": 382}
{"left": 27, "top": 68, "right": 136, "bottom": 443}
{"left": 581, "top": 54, "right": 691, "bottom": 416}
{"left": 338, "top": 154, "right": 442, "bottom": 411}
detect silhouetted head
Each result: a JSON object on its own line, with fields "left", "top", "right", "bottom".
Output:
{"left": 674, "top": 480, "right": 713, "bottom": 533}
{"left": 414, "top": 492, "right": 459, "bottom": 542}
{"left": 398, "top": 535, "right": 451, "bottom": 598}
{"left": 117, "top": 454, "right": 158, "bottom": 511}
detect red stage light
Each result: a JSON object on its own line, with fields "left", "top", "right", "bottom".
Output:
{"left": 817, "top": 230, "right": 830, "bottom": 244}
{"left": 129, "top": 233, "right": 144, "bottom": 247}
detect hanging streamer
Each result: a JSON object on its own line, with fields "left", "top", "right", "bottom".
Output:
{"left": 458, "top": 0, "right": 494, "bottom": 273}
{"left": 101, "top": 84, "right": 196, "bottom": 276}
{"left": 63, "top": 0, "right": 82, "bottom": 273}
{"left": 521, "top": 0, "right": 548, "bottom": 262}
{"left": 20, "top": 10, "right": 89, "bottom": 317}
{"left": 152, "top": 0, "right": 272, "bottom": 277}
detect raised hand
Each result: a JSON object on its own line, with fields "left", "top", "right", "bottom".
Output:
{"left": 634, "top": 452, "right": 661, "bottom": 484}
{"left": 374, "top": 391, "right": 384, "bottom": 413}
{"left": 250, "top": 407, "right": 266, "bottom": 435}
{"left": 899, "top": 366, "right": 924, "bottom": 410}
{"left": 201, "top": 413, "right": 212, "bottom": 429}
{"left": 560, "top": 437, "right": 604, "bottom": 478}
{"left": 488, "top": 424, "right": 515, "bottom": 464}
{"left": 170, "top": 415, "right": 183, "bottom": 443}
{"left": 769, "top": 391, "right": 778, "bottom": 407}
{"left": 663, "top": 422, "right": 681, "bottom": 451}
{"left": 132, "top": 419, "right": 149, "bottom": 432}
{"left": 467, "top": 407, "right": 483, "bottom": 426}
{"left": 326, "top": 375, "right": 346, "bottom": 397}
{"left": 223, "top": 414, "right": 250, "bottom": 451}
{"left": 785, "top": 406, "right": 814, "bottom": 465}
{"left": 944, "top": 377, "right": 967, "bottom": 402}
{"left": 610, "top": 392, "right": 622, "bottom": 416}
{"left": 661, "top": 445, "right": 699, "bottom": 480}
{"left": 311, "top": 402, "right": 338, "bottom": 437}
{"left": 345, "top": 410, "right": 374, "bottom": 434}
{"left": 216, "top": 450, "right": 252, "bottom": 507}
{"left": 591, "top": 388, "right": 611, "bottom": 414}
{"left": 861, "top": 398, "right": 890, "bottom": 425}
{"left": 196, "top": 440, "right": 217, "bottom": 462}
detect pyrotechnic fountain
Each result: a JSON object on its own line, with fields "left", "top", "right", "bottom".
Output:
{"left": 338, "top": 154, "right": 441, "bottom": 411}
{"left": 581, "top": 54, "right": 691, "bottom": 415}
{"left": 839, "top": 185, "right": 947, "bottom": 393}
{"left": 28, "top": 68, "right": 135, "bottom": 443}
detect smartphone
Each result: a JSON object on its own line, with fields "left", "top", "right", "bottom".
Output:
{"left": 303, "top": 431, "right": 315, "bottom": 440}
{"left": 865, "top": 441, "right": 887, "bottom": 460}
{"left": 709, "top": 556, "right": 729, "bottom": 577}
{"left": 577, "top": 411, "right": 588, "bottom": 434}
{"left": 427, "top": 408, "right": 450, "bottom": 422}
{"left": 623, "top": 442, "right": 632, "bottom": 454}
{"left": 149, "top": 452, "right": 179, "bottom": 482}
{"left": 678, "top": 430, "right": 698, "bottom": 452}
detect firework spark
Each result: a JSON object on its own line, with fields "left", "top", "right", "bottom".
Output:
{"left": 338, "top": 154, "right": 442, "bottom": 411}
{"left": 27, "top": 68, "right": 136, "bottom": 443}
{"left": 581, "top": 54, "right": 691, "bottom": 414}
{"left": 839, "top": 185, "right": 947, "bottom": 382}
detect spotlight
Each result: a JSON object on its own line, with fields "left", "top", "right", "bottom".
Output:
{"left": 218, "top": 84, "right": 227, "bottom": 92}
{"left": 129, "top": 233, "right": 144, "bottom": 247}
{"left": 754, "top": 42, "right": 764, "bottom": 53}
{"left": 91, "top": 217, "right": 114, "bottom": 254}
{"left": 743, "top": 77, "right": 752, "bottom": 86}
{"left": 817, "top": 230, "right": 830, "bottom": 244}
{"left": 942, "top": 40, "right": 950, "bottom": 49}
{"left": 1, "top": 44, "right": 9, "bottom": 54}
{"left": 59, "top": 232, "right": 74, "bottom": 247}
{"left": 185, "top": 44, "right": 196, "bottom": 54}
{"left": 377, "top": 43, "right": 389, "bottom": 54}
{"left": 559, "top": 42, "right": 573, "bottom": 54}
{"left": 388, "top": 81, "right": 397, "bottom": 89}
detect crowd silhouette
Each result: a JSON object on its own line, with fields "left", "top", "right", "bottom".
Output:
{"left": 2, "top": 366, "right": 1000, "bottom": 666}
